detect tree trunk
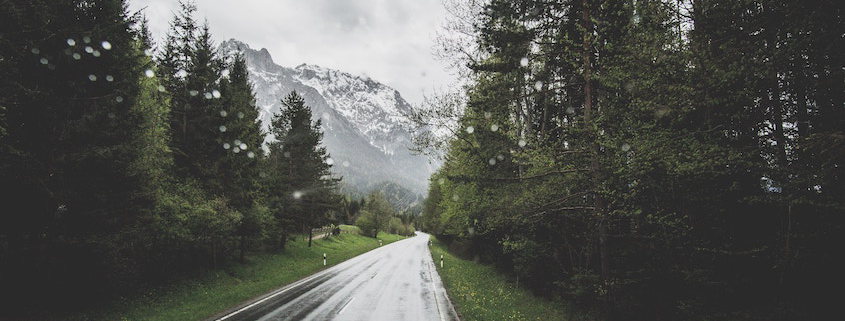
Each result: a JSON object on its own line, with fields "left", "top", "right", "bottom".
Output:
{"left": 308, "top": 225, "right": 313, "bottom": 247}
{"left": 581, "top": 0, "right": 609, "bottom": 282}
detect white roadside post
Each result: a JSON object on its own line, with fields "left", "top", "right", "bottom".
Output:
{"left": 379, "top": 239, "right": 382, "bottom": 246}
{"left": 440, "top": 254, "right": 444, "bottom": 268}
{"left": 323, "top": 253, "right": 327, "bottom": 266}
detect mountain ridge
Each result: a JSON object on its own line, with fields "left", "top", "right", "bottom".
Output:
{"left": 218, "top": 38, "right": 436, "bottom": 196}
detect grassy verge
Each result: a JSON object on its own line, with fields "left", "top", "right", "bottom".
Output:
{"left": 78, "top": 231, "right": 403, "bottom": 320}
{"left": 429, "top": 236, "right": 588, "bottom": 321}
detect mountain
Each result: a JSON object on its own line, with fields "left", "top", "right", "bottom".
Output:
{"left": 218, "top": 39, "right": 437, "bottom": 195}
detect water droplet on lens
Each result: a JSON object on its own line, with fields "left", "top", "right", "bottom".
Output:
{"left": 466, "top": 126, "right": 474, "bottom": 134}
{"left": 88, "top": 74, "right": 97, "bottom": 81}
{"left": 452, "top": 194, "right": 459, "bottom": 201}
{"left": 518, "top": 139, "right": 527, "bottom": 147}
{"left": 438, "top": 178, "right": 445, "bottom": 185}
{"left": 497, "top": 154, "right": 504, "bottom": 161}
{"left": 220, "top": 110, "right": 228, "bottom": 117}
{"left": 284, "top": 151, "right": 291, "bottom": 158}
{"left": 101, "top": 41, "right": 111, "bottom": 50}
{"left": 73, "top": 53, "right": 81, "bottom": 60}
{"left": 520, "top": 57, "right": 529, "bottom": 67}
{"left": 144, "top": 69, "right": 154, "bottom": 78}
{"left": 223, "top": 143, "right": 231, "bottom": 149}
{"left": 40, "top": 58, "right": 48, "bottom": 65}
{"left": 85, "top": 46, "right": 93, "bottom": 53}
{"left": 204, "top": 92, "right": 212, "bottom": 99}
{"left": 219, "top": 125, "right": 226, "bottom": 132}
{"left": 105, "top": 75, "right": 114, "bottom": 82}
{"left": 31, "top": 48, "right": 40, "bottom": 54}
{"left": 490, "top": 124, "right": 499, "bottom": 132}
{"left": 108, "top": 112, "right": 115, "bottom": 119}
{"left": 67, "top": 39, "right": 76, "bottom": 46}
{"left": 115, "top": 96, "right": 124, "bottom": 102}
{"left": 92, "top": 50, "right": 101, "bottom": 57}
{"left": 83, "top": 36, "right": 91, "bottom": 43}
{"left": 488, "top": 158, "right": 496, "bottom": 165}
{"left": 293, "top": 191, "right": 303, "bottom": 199}
{"left": 239, "top": 143, "right": 247, "bottom": 150}
{"left": 484, "top": 112, "right": 491, "bottom": 119}
{"left": 621, "top": 143, "right": 631, "bottom": 151}
{"left": 233, "top": 147, "right": 240, "bottom": 153}
{"left": 212, "top": 90, "right": 221, "bottom": 99}
{"left": 326, "top": 158, "right": 334, "bottom": 165}
{"left": 534, "top": 80, "right": 543, "bottom": 91}
{"left": 144, "top": 48, "right": 153, "bottom": 56}
{"left": 157, "top": 85, "right": 165, "bottom": 92}
{"left": 237, "top": 112, "right": 244, "bottom": 119}
{"left": 189, "top": 90, "right": 199, "bottom": 96}
{"left": 342, "top": 160, "right": 350, "bottom": 167}
{"left": 566, "top": 106, "right": 575, "bottom": 114}
{"left": 234, "top": 139, "right": 242, "bottom": 146}
{"left": 247, "top": 151, "right": 255, "bottom": 158}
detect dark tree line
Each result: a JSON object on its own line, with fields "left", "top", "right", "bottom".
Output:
{"left": 417, "top": 0, "right": 843, "bottom": 320}
{"left": 0, "top": 0, "right": 340, "bottom": 314}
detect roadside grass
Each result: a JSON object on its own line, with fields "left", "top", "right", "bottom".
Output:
{"left": 78, "top": 231, "right": 403, "bottom": 321}
{"left": 429, "top": 237, "right": 591, "bottom": 321}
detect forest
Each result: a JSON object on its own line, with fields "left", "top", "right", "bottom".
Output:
{"left": 415, "top": 0, "right": 843, "bottom": 320}
{"left": 0, "top": 0, "right": 420, "bottom": 315}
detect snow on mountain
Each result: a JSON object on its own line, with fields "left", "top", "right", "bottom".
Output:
{"left": 218, "top": 39, "right": 437, "bottom": 194}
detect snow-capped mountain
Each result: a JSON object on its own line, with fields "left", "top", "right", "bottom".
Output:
{"left": 219, "top": 39, "right": 436, "bottom": 195}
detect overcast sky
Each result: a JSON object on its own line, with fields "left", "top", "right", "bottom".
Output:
{"left": 127, "top": 0, "right": 456, "bottom": 105}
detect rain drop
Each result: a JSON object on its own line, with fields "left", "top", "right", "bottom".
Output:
{"left": 293, "top": 191, "right": 303, "bottom": 199}
{"left": 342, "top": 160, "right": 350, "bottom": 167}
{"left": 157, "top": 85, "right": 165, "bottom": 92}
{"left": 92, "top": 50, "right": 101, "bottom": 57}
{"left": 101, "top": 41, "right": 112, "bottom": 50}
{"left": 566, "top": 106, "right": 575, "bottom": 114}
{"left": 115, "top": 96, "right": 124, "bottom": 102}
{"left": 621, "top": 143, "right": 631, "bottom": 152}
{"left": 84, "top": 46, "right": 94, "bottom": 54}
{"left": 518, "top": 139, "right": 527, "bottom": 147}
{"left": 497, "top": 154, "right": 505, "bottom": 161}
{"left": 31, "top": 48, "right": 40, "bottom": 54}
{"left": 108, "top": 112, "right": 115, "bottom": 119}
{"left": 466, "top": 126, "right": 475, "bottom": 134}
{"left": 88, "top": 74, "right": 97, "bottom": 81}
{"left": 488, "top": 158, "right": 497, "bottom": 165}
{"left": 219, "top": 125, "right": 227, "bottom": 132}
{"left": 67, "top": 39, "right": 76, "bottom": 46}
{"left": 237, "top": 112, "right": 244, "bottom": 119}
{"left": 234, "top": 139, "right": 242, "bottom": 146}
{"left": 239, "top": 143, "right": 247, "bottom": 150}
{"left": 175, "top": 69, "right": 188, "bottom": 78}
{"left": 223, "top": 143, "right": 231, "bottom": 149}
{"left": 284, "top": 151, "right": 291, "bottom": 158}
{"left": 144, "top": 69, "right": 154, "bottom": 78}
{"left": 326, "top": 158, "right": 334, "bottom": 165}
{"left": 144, "top": 48, "right": 153, "bottom": 56}
{"left": 220, "top": 110, "right": 228, "bottom": 117}
{"left": 212, "top": 89, "right": 221, "bottom": 99}
{"left": 452, "top": 194, "right": 460, "bottom": 201}
{"left": 204, "top": 92, "right": 212, "bottom": 99}
{"left": 73, "top": 53, "right": 81, "bottom": 60}
{"left": 520, "top": 57, "right": 529, "bottom": 67}
{"left": 321, "top": 112, "right": 330, "bottom": 120}
{"left": 438, "top": 178, "right": 445, "bottom": 185}
{"left": 189, "top": 90, "right": 199, "bottom": 97}
{"left": 247, "top": 151, "right": 255, "bottom": 158}
{"left": 490, "top": 124, "right": 499, "bottom": 132}
{"left": 39, "top": 58, "right": 48, "bottom": 65}
{"left": 233, "top": 147, "right": 241, "bottom": 153}
{"left": 83, "top": 36, "right": 91, "bottom": 44}
{"left": 484, "top": 112, "right": 492, "bottom": 119}
{"left": 534, "top": 80, "right": 543, "bottom": 91}
{"left": 105, "top": 75, "right": 114, "bottom": 82}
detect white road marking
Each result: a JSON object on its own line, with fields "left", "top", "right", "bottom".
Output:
{"left": 337, "top": 297, "right": 355, "bottom": 315}
{"left": 216, "top": 270, "right": 328, "bottom": 320}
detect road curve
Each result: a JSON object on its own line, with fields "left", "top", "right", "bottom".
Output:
{"left": 211, "top": 232, "right": 459, "bottom": 321}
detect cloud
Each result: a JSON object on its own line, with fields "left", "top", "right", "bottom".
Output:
{"left": 128, "top": 0, "right": 455, "bottom": 105}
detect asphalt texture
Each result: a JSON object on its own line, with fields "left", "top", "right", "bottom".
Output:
{"left": 212, "top": 232, "right": 459, "bottom": 321}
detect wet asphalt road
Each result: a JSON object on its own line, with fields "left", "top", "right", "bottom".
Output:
{"left": 212, "top": 232, "right": 459, "bottom": 321}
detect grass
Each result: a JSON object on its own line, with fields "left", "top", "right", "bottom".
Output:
{"left": 429, "top": 236, "right": 587, "bottom": 321}
{"left": 75, "top": 231, "right": 403, "bottom": 321}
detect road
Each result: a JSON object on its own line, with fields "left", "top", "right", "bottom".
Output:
{"left": 212, "top": 232, "right": 459, "bottom": 321}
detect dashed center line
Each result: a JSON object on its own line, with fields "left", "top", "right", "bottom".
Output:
{"left": 337, "top": 297, "right": 356, "bottom": 315}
